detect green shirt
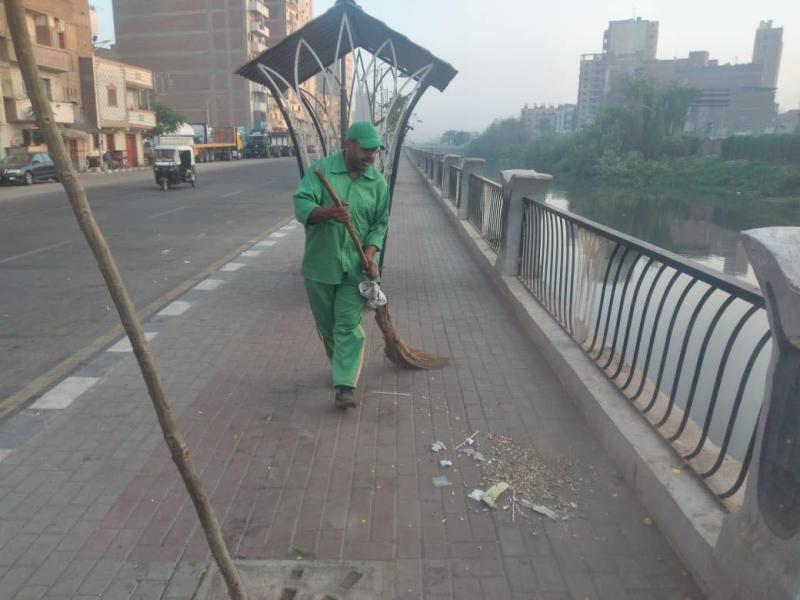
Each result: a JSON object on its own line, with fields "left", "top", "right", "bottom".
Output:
{"left": 293, "top": 152, "right": 390, "bottom": 285}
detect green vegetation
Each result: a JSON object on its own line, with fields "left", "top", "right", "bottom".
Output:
{"left": 150, "top": 103, "right": 188, "bottom": 137}
{"left": 466, "top": 79, "right": 800, "bottom": 202}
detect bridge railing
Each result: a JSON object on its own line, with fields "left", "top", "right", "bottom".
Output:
{"left": 519, "top": 197, "right": 771, "bottom": 501}
{"left": 407, "top": 146, "right": 772, "bottom": 506}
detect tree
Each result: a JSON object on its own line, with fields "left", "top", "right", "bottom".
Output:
{"left": 150, "top": 103, "right": 187, "bottom": 137}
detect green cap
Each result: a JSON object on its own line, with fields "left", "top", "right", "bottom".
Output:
{"left": 345, "top": 120, "right": 385, "bottom": 150}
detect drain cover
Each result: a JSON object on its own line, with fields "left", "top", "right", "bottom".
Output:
{"left": 195, "top": 560, "right": 385, "bottom": 599}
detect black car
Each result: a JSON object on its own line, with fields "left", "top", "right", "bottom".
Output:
{"left": 0, "top": 152, "right": 58, "bottom": 185}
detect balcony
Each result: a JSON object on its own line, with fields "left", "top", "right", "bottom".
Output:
{"left": 127, "top": 108, "right": 156, "bottom": 129}
{"left": 33, "top": 45, "right": 69, "bottom": 72}
{"left": 250, "top": 39, "right": 267, "bottom": 54}
{"left": 248, "top": 0, "right": 270, "bottom": 17}
{"left": 4, "top": 98, "right": 74, "bottom": 123}
{"left": 124, "top": 67, "right": 154, "bottom": 90}
{"left": 249, "top": 21, "right": 270, "bottom": 38}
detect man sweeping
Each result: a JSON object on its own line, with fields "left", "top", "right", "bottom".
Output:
{"left": 293, "top": 121, "right": 389, "bottom": 409}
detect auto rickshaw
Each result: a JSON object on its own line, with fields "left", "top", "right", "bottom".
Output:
{"left": 153, "top": 145, "right": 196, "bottom": 191}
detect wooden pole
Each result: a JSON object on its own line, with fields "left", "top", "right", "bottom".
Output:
{"left": 3, "top": 2, "right": 245, "bottom": 598}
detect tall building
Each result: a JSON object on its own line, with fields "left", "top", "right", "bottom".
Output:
{"left": 604, "top": 18, "right": 658, "bottom": 59}
{"left": 576, "top": 18, "right": 659, "bottom": 128}
{"left": 0, "top": 0, "right": 94, "bottom": 164}
{"left": 576, "top": 18, "right": 782, "bottom": 136}
{"left": 752, "top": 20, "right": 782, "bottom": 89}
{"left": 112, "top": 0, "right": 277, "bottom": 130}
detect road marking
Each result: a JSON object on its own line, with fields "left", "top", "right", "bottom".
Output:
{"left": 281, "top": 224, "right": 297, "bottom": 231}
{"left": 220, "top": 262, "right": 245, "bottom": 272}
{"left": 240, "top": 250, "right": 262, "bottom": 258}
{"left": 107, "top": 331, "right": 158, "bottom": 353}
{"left": 0, "top": 239, "right": 74, "bottom": 265}
{"left": 149, "top": 206, "right": 191, "bottom": 219}
{"left": 31, "top": 377, "right": 99, "bottom": 410}
{"left": 255, "top": 240, "right": 276, "bottom": 248}
{"left": 270, "top": 232, "right": 287, "bottom": 238}
{"left": 221, "top": 190, "right": 243, "bottom": 198}
{"left": 0, "top": 449, "right": 13, "bottom": 463}
{"left": 193, "top": 278, "right": 224, "bottom": 291}
{"left": 157, "top": 300, "right": 192, "bottom": 317}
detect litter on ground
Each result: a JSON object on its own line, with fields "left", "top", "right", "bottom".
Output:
{"left": 439, "top": 459, "right": 453, "bottom": 468}
{"left": 431, "top": 441, "right": 447, "bottom": 453}
{"left": 481, "top": 481, "right": 509, "bottom": 509}
{"left": 432, "top": 476, "right": 452, "bottom": 488}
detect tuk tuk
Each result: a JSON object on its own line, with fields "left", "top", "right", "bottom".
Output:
{"left": 153, "top": 145, "right": 196, "bottom": 191}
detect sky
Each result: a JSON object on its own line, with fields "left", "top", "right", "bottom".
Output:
{"left": 93, "top": 0, "right": 799, "bottom": 140}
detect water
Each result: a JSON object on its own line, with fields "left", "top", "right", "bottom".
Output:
{"left": 545, "top": 181, "right": 800, "bottom": 286}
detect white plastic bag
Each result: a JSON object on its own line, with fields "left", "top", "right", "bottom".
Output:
{"left": 358, "top": 280, "right": 387, "bottom": 310}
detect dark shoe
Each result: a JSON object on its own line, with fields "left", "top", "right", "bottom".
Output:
{"left": 334, "top": 386, "right": 357, "bottom": 409}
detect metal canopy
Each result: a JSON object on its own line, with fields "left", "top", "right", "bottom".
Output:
{"left": 236, "top": 0, "right": 457, "bottom": 93}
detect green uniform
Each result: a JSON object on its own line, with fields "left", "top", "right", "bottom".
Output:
{"left": 293, "top": 151, "right": 390, "bottom": 388}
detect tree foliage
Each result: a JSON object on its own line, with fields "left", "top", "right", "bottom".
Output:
{"left": 440, "top": 130, "right": 474, "bottom": 146}
{"left": 150, "top": 103, "right": 187, "bottom": 137}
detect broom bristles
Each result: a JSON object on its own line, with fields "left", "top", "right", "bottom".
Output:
{"left": 374, "top": 304, "right": 448, "bottom": 370}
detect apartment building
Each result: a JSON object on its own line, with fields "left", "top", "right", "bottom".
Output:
{"left": 0, "top": 0, "right": 94, "bottom": 166}
{"left": 113, "top": 0, "right": 273, "bottom": 130}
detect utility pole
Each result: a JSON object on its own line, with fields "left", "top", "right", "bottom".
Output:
{"left": 2, "top": 1, "right": 245, "bottom": 598}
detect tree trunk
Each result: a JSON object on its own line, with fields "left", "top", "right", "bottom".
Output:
{"left": 3, "top": 2, "right": 245, "bottom": 597}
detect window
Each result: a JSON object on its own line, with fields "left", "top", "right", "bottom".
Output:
{"left": 41, "top": 78, "right": 52, "bottom": 101}
{"left": 107, "top": 86, "right": 117, "bottom": 107}
{"left": 0, "top": 37, "right": 9, "bottom": 61}
{"left": 54, "top": 18, "right": 66, "bottom": 49}
{"left": 34, "top": 15, "right": 51, "bottom": 46}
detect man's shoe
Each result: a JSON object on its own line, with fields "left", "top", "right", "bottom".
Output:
{"left": 334, "top": 386, "right": 357, "bottom": 409}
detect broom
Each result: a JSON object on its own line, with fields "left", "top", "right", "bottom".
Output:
{"left": 315, "top": 169, "right": 447, "bottom": 370}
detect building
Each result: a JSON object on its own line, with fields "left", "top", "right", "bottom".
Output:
{"left": 555, "top": 104, "right": 576, "bottom": 133}
{"left": 0, "top": 0, "right": 95, "bottom": 165}
{"left": 112, "top": 0, "right": 275, "bottom": 131}
{"left": 262, "top": 0, "right": 314, "bottom": 139}
{"left": 576, "top": 18, "right": 783, "bottom": 136}
{"left": 80, "top": 54, "right": 156, "bottom": 167}
{"left": 753, "top": 20, "right": 782, "bottom": 89}
{"left": 638, "top": 22, "right": 783, "bottom": 137}
{"left": 576, "top": 18, "right": 659, "bottom": 128}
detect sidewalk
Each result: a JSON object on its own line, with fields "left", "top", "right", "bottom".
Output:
{"left": 0, "top": 157, "right": 703, "bottom": 599}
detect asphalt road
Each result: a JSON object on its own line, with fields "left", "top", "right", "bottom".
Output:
{"left": 0, "top": 158, "right": 301, "bottom": 402}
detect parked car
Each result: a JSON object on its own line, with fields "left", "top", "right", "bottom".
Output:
{"left": 0, "top": 151, "right": 58, "bottom": 185}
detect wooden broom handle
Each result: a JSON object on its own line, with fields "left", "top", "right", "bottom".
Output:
{"left": 314, "top": 169, "right": 370, "bottom": 270}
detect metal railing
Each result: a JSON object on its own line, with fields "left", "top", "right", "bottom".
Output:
{"left": 467, "top": 174, "right": 505, "bottom": 253}
{"left": 435, "top": 159, "right": 444, "bottom": 188}
{"left": 448, "top": 165, "right": 461, "bottom": 207}
{"left": 518, "top": 198, "right": 771, "bottom": 502}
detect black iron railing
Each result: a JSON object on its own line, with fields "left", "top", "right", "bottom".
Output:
{"left": 448, "top": 165, "right": 461, "bottom": 207}
{"left": 466, "top": 174, "right": 504, "bottom": 253}
{"left": 518, "top": 198, "right": 771, "bottom": 501}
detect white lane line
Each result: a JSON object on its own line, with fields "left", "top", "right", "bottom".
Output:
{"left": 240, "top": 250, "right": 262, "bottom": 258}
{"left": 220, "top": 262, "right": 245, "bottom": 272}
{"left": 281, "top": 224, "right": 297, "bottom": 231}
{"left": 193, "top": 278, "right": 225, "bottom": 291}
{"left": 0, "top": 239, "right": 74, "bottom": 265}
{"left": 221, "top": 190, "right": 243, "bottom": 198}
{"left": 157, "top": 300, "right": 192, "bottom": 317}
{"left": 149, "top": 206, "right": 191, "bottom": 220}
{"left": 0, "top": 449, "right": 14, "bottom": 463}
{"left": 255, "top": 240, "right": 276, "bottom": 248}
{"left": 270, "top": 232, "right": 287, "bottom": 239}
{"left": 107, "top": 331, "right": 158, "bottom": 353}
{"left": 32, "top": 377, "right": 99, "bottom": 410}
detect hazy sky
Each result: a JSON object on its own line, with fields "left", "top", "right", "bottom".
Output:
{"left": 94, "top": 0, "right": 799, "bottom": 139}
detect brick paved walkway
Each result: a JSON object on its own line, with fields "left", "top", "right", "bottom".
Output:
{"left": 0, "top": 157, "right": 703, "bottom": 599}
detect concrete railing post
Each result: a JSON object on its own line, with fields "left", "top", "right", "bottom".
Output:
{"left": 441, "top": 155, "right": 460, "bottom": 203}
{"left": 716, "top": 227, "right": 800, "bottom": 600}
{"left": 495, "top": 169, "right": 552, "bottom": 277}
{"left": 458, "top": 158, "right": 485, "bottom": 220}
{"left": 433, "top": 153, "right": 445, "bottom": 188}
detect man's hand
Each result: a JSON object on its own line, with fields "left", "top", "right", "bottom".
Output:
{"left": 363, "top": 246, "right": 380, "bottom": 280}
{"left": 308, "top": 204, "right": 349, "bottom": 224}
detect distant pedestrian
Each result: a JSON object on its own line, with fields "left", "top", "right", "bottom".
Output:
{"left": 293, "top": 121, "right": 389, "bottom": 409}
{"left": 102, "top": 150, "right": 113, "bottom": 170}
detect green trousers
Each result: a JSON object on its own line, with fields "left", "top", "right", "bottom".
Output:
{"left": 304, "top": 279, "right": 366, "bottom": 388}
